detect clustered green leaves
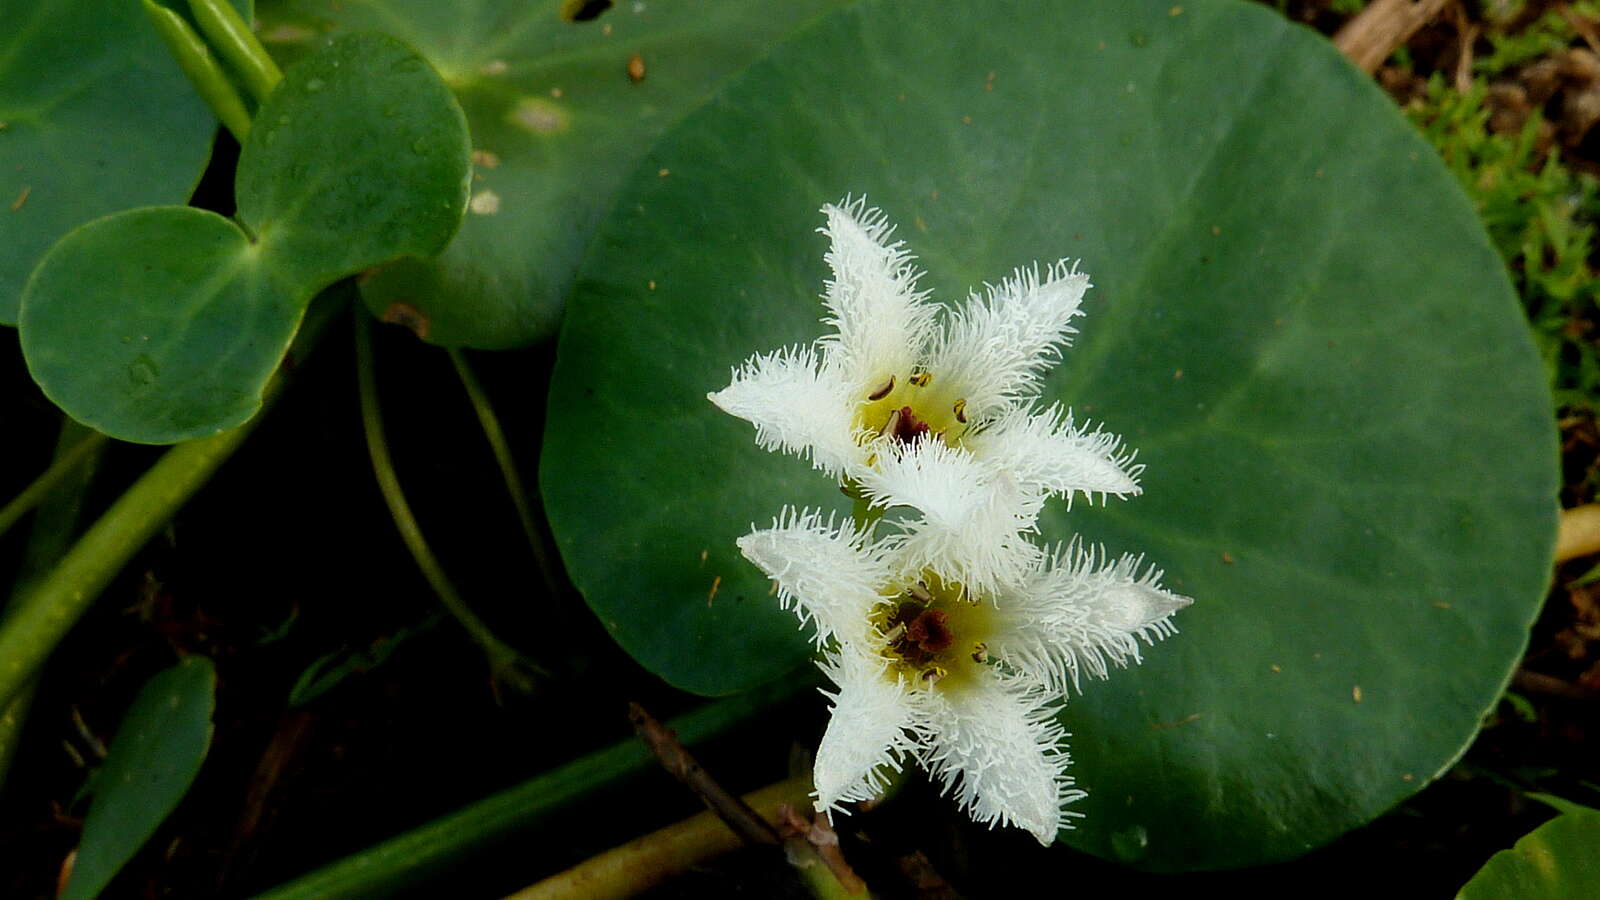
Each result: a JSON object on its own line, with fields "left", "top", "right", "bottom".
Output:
{"left": 0, "top": 0, "right": 1583, "bottom": 894}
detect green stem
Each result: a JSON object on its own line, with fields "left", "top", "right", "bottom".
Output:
{"left": 0, "top": 420, "right": 105, "bottom": 790}
{"left": 446, "top": 349, "right": 564, "bottom": 601}
{"left": 142, "top": 0, "right": 253, "bottom": 142}
{"left": 252, "top": 680, "right": 804, "bottom": 900}
{"left": 0, "top": 292, "right": 340, "bottom": 711}
{"left": 0, "top": 430, "right": 108, "bottom": 543}
{"left": 187, "top": 0, "right": 282, "bottom": 102}
{"left": 355, "top": 318, "right": 542, "bottom": 690}
{"left": 506, "top": 774, "right": 814, "bottom": 900}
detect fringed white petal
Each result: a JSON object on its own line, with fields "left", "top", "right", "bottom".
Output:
{"left": 918, "top": 670, "right": 1084, "bottom": 845}
{"left": 926, "top": 260, "right": 1090, "bottom": 422}
{"left": 817, "top": 197, "right": 939, "bottom": 389}
{"left": 736, "top": 508, "right": 892, "bottom": 646}
{"left": 708, "top": 344, "right": 861, "bottom": 477}
{"left": 989, "top": 538, "right": 1193, "bottom": 694}
{"left": 856, "top": 438, "right": 1044, "bottom": 593}
{"left": 964, "top": 404, "right": 1143, "bottom": 505}
{"left": 812, "top": 646, "right": 925, "bottom": 818}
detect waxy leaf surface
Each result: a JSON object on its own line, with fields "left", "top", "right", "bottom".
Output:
{"left": 0, "top": 0, "right": 248, "bottom": 324}
{"left": 21, "top": 32, "right": 470, "bottom": 443}
{"left": 542, "top": 0, "right": 1558, "bottom": 871}
{"left": 255, "top": 0, "right": 850, "bottom": 348}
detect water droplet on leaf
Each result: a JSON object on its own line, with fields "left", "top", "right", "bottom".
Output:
{"left": 128, "top": 356, "right": 159, "bottom": 387}
{"left": 1111, "top": 825, "right": 1149, "bottom": 862}
{"left": 305, "top": 77, "right": 325, "bottom": 93}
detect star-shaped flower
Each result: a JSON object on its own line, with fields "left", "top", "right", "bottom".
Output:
{"left": 738, "top": 508, "right": 1193, "bottom": 844}
{"left": 709, "top": 198, "right": 1143, "bottom": 590}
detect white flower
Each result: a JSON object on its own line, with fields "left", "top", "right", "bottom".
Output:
{"left": 710, "top": 198, "right": 1142, "bottom": 589}
{"left": 738, "top": 508, "right": 1192, "bottom": 845}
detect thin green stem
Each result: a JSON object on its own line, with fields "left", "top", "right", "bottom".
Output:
{"left": 0, "top": 292, "right": 341, "bottom": 711}
{"left": 446, "top": 349, "right": 564, "bottom": 602}
{"left": 142, "top": 0, "right": 252, "bottom": 142}
{"left": 0, "top": 430, "right": 108, "bottom": 543}
{"left": 187, "top": 0, "right": 282, "bottom": 102}
{"left": 0, "top": 420, "right": 105, "bottom": 790}
{"left": 355, "top": 318, "right": 542, "bottom": 691}
{"left": 253, "top": 680, "right": 805, "bottom": 900}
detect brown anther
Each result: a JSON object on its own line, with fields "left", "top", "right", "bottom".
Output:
{"left": 882, "top": 622, "right": 907, "bottom": 644}
{"left": 921, "top": 666, "right": 947, "bottom": 684}
{"left": 909, "top": 371, "right": 932, "bottom": 387}
{"left": 878, "top": 408, "right": 902, "bottom": 439}
{"left": 906, "top": 582, "right": 933, "bottom": 604}
{"left": 868, "top": 375, "right": 896, "bottom": 401}
{"left": 953, "top": 398, "right": 967, "bottom": 423}
{"left": 971, "top": 642, "right": 989, "bottom": 664}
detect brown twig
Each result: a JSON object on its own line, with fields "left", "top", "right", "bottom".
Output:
{"left": 1334, "top": 0, "right": 1452, "bottom": 73}
{"left": 776, "top": 805, "right": 869, "bottom": 896}
{"left": 1452, "top": 2, "right": 1480, "bottom": 94}
{"left": 627, "top": 702, "right": 780, "bottom": 846}
{"left": 1513, "top": 667, "right": 1600, "bottom": 702}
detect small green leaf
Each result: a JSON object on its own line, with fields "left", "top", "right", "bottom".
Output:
{"left": 61, "top": 656, "right": 217, "bottom": 900}
{"left": 0, "top": 0, "right": 250, "bottom": 324}
{"left": 20, "top": 33, "right": 470, "bottom": 443}
{"left": 255, "top": 0, "right": 851, "bottom": 348}
{"left": 1458, "top": 802, "right": 1600, "bottom": 899}
{"left": 541, "top": 0, "right": 1556, "bottom": 870}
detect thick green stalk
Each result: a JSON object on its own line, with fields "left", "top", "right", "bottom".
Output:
{"left": 447, "top": 349, "right": 564, "bottom": 601}
{"left": 356, "top": 319, "right": 541, "bottom": 690}
{"left": 0, "top": 420, "right": 105, "bottom": 790}
{"left": 0, "top": 295, "right": 339, "bottom": 711}
{"left": 142, "top": 0, "right": 252, "bottom": 142}
{"left": 187, "top": 0, "right": 282, "bottom": 102}
{"left": 0, "top": 430, "right": 108, "bottom": 543}
{"left": 253, "top": 680, "right": 803, "bottom": 900}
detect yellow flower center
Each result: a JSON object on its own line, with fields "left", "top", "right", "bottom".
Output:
{"left": 856, "top": 371, "right": 972, "bottom": 450}
{"left": 872, "top": 572, "right": 995, "bottom": 692}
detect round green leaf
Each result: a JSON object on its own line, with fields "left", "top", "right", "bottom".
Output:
{"left": 0, "top": 0, "right": 248, "bottom": 325}
{"left": 20, "top": 33, "right": 470, "bottom": 444}
{"left": 1459, "top": 803, "right": 1600, "bottom": 899}
{"left": 542, "top": 0, "right": 1556, "bottom": 871}
{"left": 62, "top": 656, "right": 216, "bottom": 900}
{"left": 255, "top": 0, "right": 851, "bottom": 348}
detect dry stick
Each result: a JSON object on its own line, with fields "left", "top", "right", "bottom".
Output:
{"left": 1556, "top": 504, "right": 1600, "bottom": 561}
{"left": 628, "top": 703, "right": 869, "bottom": 898}
{"left": 1334, "top": 0, "right": 1452, "bottom": 73}
{"left": 627, "top": 702, "right": 782, "bottom": 846}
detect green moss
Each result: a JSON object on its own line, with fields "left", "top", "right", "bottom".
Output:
{"left": 1408, "top": 73, "right": 1600, "bottom": 411}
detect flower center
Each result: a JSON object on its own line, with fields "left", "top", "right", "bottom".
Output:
{"left": 874, "top": 573, "right": 994, "bottom": 690}
{"left": 857, "top": 371, "right": 970, "bottom": 449}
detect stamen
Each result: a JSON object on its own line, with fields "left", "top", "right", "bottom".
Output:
{"left": 953, "top": 398, "right": 967, "bottom": 423}
{"left": 907, "top": 582, "right": 933, "bottom": 605}
{"left": 882, "top": 622, "right": 907, "bottom": 643}
{"left": 921, "top": 666, "right": 947, "bottom": 685}
{"left": 867, "top": 375, "right": 896, "bottom": 401}
{"left": 878, "top": 408, "right": 902, "bottom": 439}
{"left": 909, "top": 371, "right": 932, "bottom": 387}
{"left": 971, "top": 642, "right": 989, "bottom": 664}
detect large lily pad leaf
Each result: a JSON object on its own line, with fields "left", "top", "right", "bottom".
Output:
{"left": 254, "top": 0, "right": 850, "bottom": 348}
{"left": 0, "top": 0, "right": 249, "bottom": 325}
{"left": 20, "top": 32, "right": 470, "bottom": 444}
{"left": 542, "top": 0, "right": 1556, "bottom": 871}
